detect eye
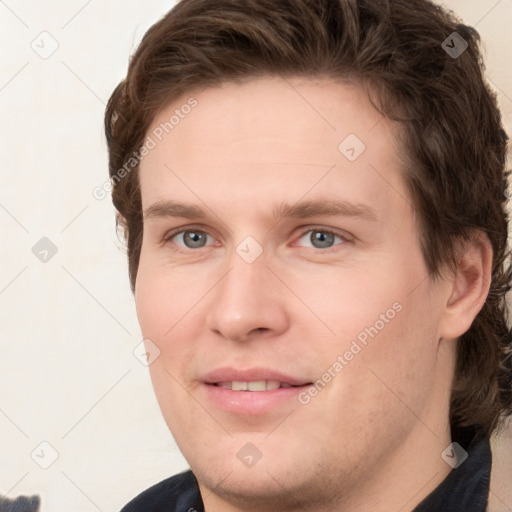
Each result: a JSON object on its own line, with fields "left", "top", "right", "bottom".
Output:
{"left": 297, "top": 229, "right": 346, "bottom": 249}
{"left": 170, "top": 230, "right": 213, "bottom": 249}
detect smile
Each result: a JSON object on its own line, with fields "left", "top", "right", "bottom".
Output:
{"left": 214, "top": 380, "right": 300, "bottom": 391}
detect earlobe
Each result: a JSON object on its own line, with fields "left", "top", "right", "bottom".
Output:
{"left": 440, "top": 232, "right": 493, "bottom": 340}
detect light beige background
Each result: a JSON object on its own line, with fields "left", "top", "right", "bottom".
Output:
{"left": 0, "top": 1, "right": 510, "bottom": 511}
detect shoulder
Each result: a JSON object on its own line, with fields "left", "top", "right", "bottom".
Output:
{"left": 120, "top": 470, "right": 203, "bottom": 512}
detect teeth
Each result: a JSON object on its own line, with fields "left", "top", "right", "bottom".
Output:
{"left": 218, "top": 380, "right": 284, "bottom": 391}
{"left": 232, "top": 381, "right": 248, "bottom": 391}
{"left": 247, "top": 380, "right": 266, "bottom": 391}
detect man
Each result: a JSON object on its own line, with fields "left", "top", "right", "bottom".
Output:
{"left": 105, "top": 0, "right": 512, "bottom": 510}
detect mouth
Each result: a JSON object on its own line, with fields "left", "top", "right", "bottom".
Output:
{"left": 202, "top": 369, "right": 313, "bottom": 415}
{"left": 213, "top": 380, "right": 306, "bottom": 391}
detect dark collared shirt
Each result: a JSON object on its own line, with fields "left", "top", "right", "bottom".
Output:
{"left": 414, "top": 435, "right": 491, "bottom": 511}
{"left": 120, "top": 436, "right": 491, "bottom": 512}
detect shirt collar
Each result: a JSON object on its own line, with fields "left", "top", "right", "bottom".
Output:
{"left": 413, "top": 434, "right": 491, "bottom": 512}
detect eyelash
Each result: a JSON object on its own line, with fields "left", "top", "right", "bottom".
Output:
{"left": 162, "top": 225, "right": 351, "bottom": 252}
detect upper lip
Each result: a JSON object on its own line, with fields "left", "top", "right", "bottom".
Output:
{"left": 202, "top": 367, "right": 311, "bottom": 386}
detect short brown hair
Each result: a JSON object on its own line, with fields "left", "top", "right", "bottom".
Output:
{"left": 105, "top": 0, "right": 512, "bottom": 436}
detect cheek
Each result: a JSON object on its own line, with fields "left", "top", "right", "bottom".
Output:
{"left": 134, "top": 265, "right": 200, "bottom": 417}
{"left": 343, "top": 285, "right": 441, "bottom": 432}
{"left": 279, "top": 261, "right": 407, "bottom": 348}
{"left": 134, "top": 259, "right": 210, "bottom": 393}
{"left": 297, "top": 254, "right": 440, "bottom": 407}
{"left": 135, "top": 267, "right": 168, "bottom": 338}
{"left": 134, "top": 255, "right": 204, "bottom": 339}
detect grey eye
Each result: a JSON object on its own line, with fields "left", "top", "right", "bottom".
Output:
{"left": 310, "top": 231, "right": 336, "bottom": 248}
{"left": 179, "top": 230, "right": 209, "bottom": 248}
{"left": 297, "top": 229, "right": 344, "bottom": 249}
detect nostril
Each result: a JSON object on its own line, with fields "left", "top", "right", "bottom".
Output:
{"left": 250, "top": 327, "right": 269, "bottom": 335}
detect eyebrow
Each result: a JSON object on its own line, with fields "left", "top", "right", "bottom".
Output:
{"left": 144, "top": 201, "right": 206, "bottom": 220}
{"left": 143, "top": 198, "right": 377, "bottom": 223}
{"left": 274, "top": 199, "right": 377, "bottom": 222}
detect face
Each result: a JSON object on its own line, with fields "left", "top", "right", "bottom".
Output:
{"left": 135, "top": 77, "right": 454, "bottom": 510}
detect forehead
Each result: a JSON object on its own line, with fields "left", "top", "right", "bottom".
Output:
{"left": 138, "top": 76, "right": 409, "bottom": 221}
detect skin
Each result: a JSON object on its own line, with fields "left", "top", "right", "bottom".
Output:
{"left": 135, "top": 76, "right": 491, "bottom": 512}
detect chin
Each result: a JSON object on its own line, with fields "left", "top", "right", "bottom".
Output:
{"left": 198, "top": 466, "right": 306, "bottom": 509}
{"left": 197, "top": 460, "right": 341, "bottom": 512}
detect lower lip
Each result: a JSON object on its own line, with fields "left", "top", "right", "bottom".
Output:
{"left": 203, "top": 383, "right": 310, "bottom": 415}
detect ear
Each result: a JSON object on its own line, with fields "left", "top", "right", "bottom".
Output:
{"left": 439, "top": 232, "right": 493, "bottom": 340}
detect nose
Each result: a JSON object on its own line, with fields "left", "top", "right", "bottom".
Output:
{"left": 205, "top": 254, "right": 290, "bottom": 343}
